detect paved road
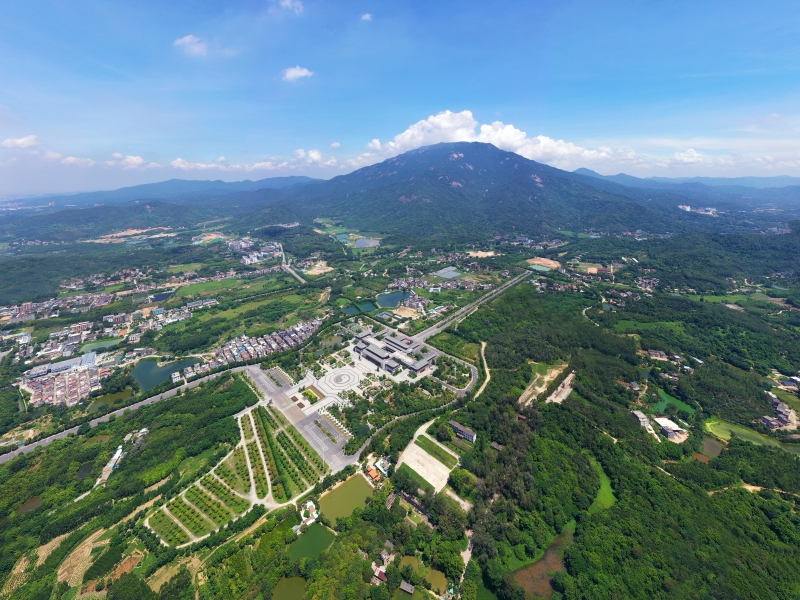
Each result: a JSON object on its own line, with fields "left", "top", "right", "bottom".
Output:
{"left": 412, "top": 270, "right": 530, "bottom": 342}
{"left": 0, "top": 368, "right": 243, "bottom": 466}
{"left": 279, "top": 243, "right": 306, "bottom": 284}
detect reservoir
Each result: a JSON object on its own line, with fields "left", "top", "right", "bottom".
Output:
{"left": 132, "top": 358, "right": 200, "bottom": 392}
{"left": 376, "top": 291, "right": 412, "bottom": 308}
{"left": 287, "top": 523, "right": 335, "bottom": 560}
{"left": 318, "top": 474, "right": 373, "bottom": 523}
{"left": 354, "top": 238, "right": 380, "bottom": 248}
{"left": 81, "top": 338, "right": 123, "bottom": 353}
{"left": 88, "top": 388, "right": 134, "bottom": 413}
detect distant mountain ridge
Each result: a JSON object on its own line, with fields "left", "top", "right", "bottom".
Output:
{"left": 574, "top": 168, "right": 800, "bottom": 190}
{"left": 19, "top": 176, "right": 320, "bottom": 208}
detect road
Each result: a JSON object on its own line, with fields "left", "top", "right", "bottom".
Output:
{"left": 279, "top": 242, "right": 306, "bottom": 284}
{"left": 412, "top": 270, "right": 529, "bottom": 342}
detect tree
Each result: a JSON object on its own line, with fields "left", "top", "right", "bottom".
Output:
{"left": 107, "top": 573, "right": 157, "bottom": 600}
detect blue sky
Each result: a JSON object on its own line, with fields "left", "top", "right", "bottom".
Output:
{"left": 2, "top": 0, "right": 800, "bottom": 195}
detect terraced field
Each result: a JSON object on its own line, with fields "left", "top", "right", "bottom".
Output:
{"left": 149, "top": 509, "right": 191, "bottom": 546}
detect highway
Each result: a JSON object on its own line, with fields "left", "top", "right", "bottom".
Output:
{"left": 412, "top": 269, "right": 530, "bottom": 342}
{"left": 279, "top": 242, "right": 307, "bottom": 284}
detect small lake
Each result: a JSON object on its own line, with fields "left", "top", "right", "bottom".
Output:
{"left": 355, "top": 238, "right": 380, "bottom": 248}
{"left": 85, "top": 434, "right": 110, "bottom": 445}
{"left": 81, "top": 338, "right": 123, "bottom": 353}
{"left": 342, "top": 306, "right": 360, "bottom": 315}
{"left": 319, "top": 474, "right": 373, "bottom": 524}
{"left": 132, "top": 358, "right": 200, "bottom": 392}
{"left": 397, "top": 555, "right": 447, "bottom": 593}
{"left": 88, "top": 388, "right": 134, "bottom": 413}
{"left": 288, "top": 523, "right": 335, "bottom": 560}
{"left": 514, "top": 523, "right": 574, "bottom": 599}
{"left": 273, "top": 576, "right": 306, "bottom": 599}
{"left": 77, "top": 462, "right": 94, "bottom": 480}
{"left": 16, "top": 496, "right": 42, "bottom": 515}
{"left": 321, "top": 335, "right": 343, "bottom": 348}
{"left": 376, "top": 291, "right": 412, "bottom": 308}
{"left": 336, "top": 233, "right": 350, "bottom": 241}
{"left": 702, "top": 436, "right": 724, "bottom": 457}
{"left": 342, "top": 303, "right": 377, "bottom": 315}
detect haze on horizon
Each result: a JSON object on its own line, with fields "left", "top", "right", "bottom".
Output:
{"left": 2, "top": 0, "right": 800, "bottom": 196}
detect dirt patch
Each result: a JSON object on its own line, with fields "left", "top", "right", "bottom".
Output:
{"left": 694, "top": 452, "right": 711, "bottom": 463}
{"left": 58, "top": 529, "right": 107, "bottom": 587}
{"left": 467, "top": 251, "right": 498, "bottom": 258}
{"left": 305, "top": 261, "right": 334, "bottom": 276}
{"left": 527, "top": 257, "right": 561, "bottom": 269}
{"left": 546, "top": 372, "right": 575, "bottom": 404}
{"left": 519, "top": 363, "right": 568, "bottom": 405}
{"left": 148, "top": 562, "right": 180, "bottom": 592}
{"left": 1, "top": 555, "right": 30, "bottom": 597}
{"left": 145, "top": 476, "right": 172, "bottom": 493}
{"left": 113, "top": 550, "right": 143, "bottom": 579}
{"left": 514, "top": 526, "right": 574, "bottom": 598}
{"left": 392, "top": 306, "right": 420, "bottom": 319}
{"left": 36, "top": 532, "right": 70, "bottom": 567}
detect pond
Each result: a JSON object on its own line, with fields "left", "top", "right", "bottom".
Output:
{"left": 273, "top": 577, "right": 306, "bottom": 599}
{"left": 376, "top": 291, "right": 412, "bottom": 308}
{"left": 513, "top": 522, "right": 575, "bottom": 599}
{"left": 81, "top": 338, "right": 123, "bottom": 353}
{"left": 321, "top": 335, "right": 343, "bottom": 348}
{"left": 87, "top": 388, "right": 134, "bottom": 413}
{"left": 397, "top": 556, "right": 447, "bottom": 593}
{"left": 132, "top": 358, "right": 200, "bottom": 392}
{"left": 85, "top": 434, "right": 111, "bottom": 445}
{"left": 16, "top": 496, "right": 43, "bottom": 515}
{"left": 694, "top": 452, "right": 711, "bottom": 463}
{"left": 702, "top": 436, "right": 725, "bottom": 457}
{"left": 77, "top": 462, "right": 94, "bottom": 480}
{"left": 358, "top": 302, "right": 377, "bottom": 312}
{"left": 654, "top": 389, "right": 696, "bottom": 414}
{"left": 355, "top": 238, "right": 380, "bottom": 248}
{"left": 336, "top": 233, "right": 350, "bottom": 241}
{"left": 318, "top": 474, "right": 373, "bottom": 523}
{"left": 287, "top": 523, "right": 335, "bottom": 560}
{"left": 342, "top": 306, "right": 360, "bottom": 315}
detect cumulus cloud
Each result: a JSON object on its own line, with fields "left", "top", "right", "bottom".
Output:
{"left": 170, "top": 147, "right": 337, "bottom": 172}
{"left": 44, "top": 151, "right": 62, "bottom": 160}
{"left": 282, "top": 66, "right": 313, "bottom": 81}
{"left": 330, "top": 141, "right": 341, "bottom": 148}
{"left": 174, "top": 35, "right": 208, "bottom": 57}
{"left": 2, "top": 135, "right": 38, "bottom": 149}
{"left": 280, "top": 0, "right": 303, "bottom": 14}
{"left": 105, "top": 153, "right": 159, "bottom": 169}
{"left": 361, "top": 13, "right": 372, "bottom": 21}
{"left": 61, "top": 156, "right": 95, "bottom": 167}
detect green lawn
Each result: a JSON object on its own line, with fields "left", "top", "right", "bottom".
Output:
{"left": 654, "top": 389, "right": 696, "bottom": 414}
{"left": 704, "top": 417, "right": 800, "bottom": 455}
{"left": 588, "top": 458, "right": 615, "bottom": 515}
{"left": 415, "top": 435, "right": 458, "bottom": 469}
{"left": 396, "top": 463, "right": 434, "bottom": 496}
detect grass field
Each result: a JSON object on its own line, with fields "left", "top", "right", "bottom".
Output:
{"left": 654, "top": 389, "right": 696, "bottom": 414}
{"left": 396, "top": 463, "right": 434, "bottom": 496}
{"left": 703, "top": 417, "right": 800, "bottom": 455}
{"left": 615, "top": 320, "right": 685, "bottom": 334}
{"left": 588, "top": 458, "right": 615, "bottom": 515}
{"left": 175, "top": 278, "right": 241, "bottom": 297}
{"left": 415, "top": 435, "right": 458, "bottom": 469}
{"left": 168, "top": 263, "right": 203, "bottom": 273}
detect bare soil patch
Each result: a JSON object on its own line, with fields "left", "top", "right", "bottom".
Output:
{"left": 36, "top": 532, "right": 70, "bottom": 567}
{"left": 519, "top": 363, "right": 568, "bottom": 405}
{"left": 58, "top": 529, "right": 107, "bottom": 587}
{"left": 526, "top": 257, "right": 561, "bottom": 269}
{"left": 113, "top": 550, "right": 143, "bottom": 579}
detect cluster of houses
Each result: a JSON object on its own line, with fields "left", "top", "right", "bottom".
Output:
{"left": 636, "top": 276, "right": 661, "bottom": 291}
{"left": 1, "top": 292, "right": 114, "bottom": 324}
{"left": 60, "top": 268, "right": 153, "bottom": 291}
{"left": 20, "top": 352, "right": 107, "bottom": 407}
{"left": 213, "top": 319, "right": 323, "bottom": 366}
{"left": 632, "top": 411, "right": 688, "bottom": 443}
{"left": 761, "top": 392, "right": 798, "bottom": 430}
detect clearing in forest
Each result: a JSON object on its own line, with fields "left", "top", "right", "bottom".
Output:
{"left": 519, "top": 363, "right": 568, "bottom": 405}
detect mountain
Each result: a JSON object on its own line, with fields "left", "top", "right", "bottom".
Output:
{"left": 18, "top": 176, "right": 319, "bottom": 208}
{"left": 574, "top": 168, "right": 800, "bottom": 190}
{"left": 238, "top": 142, "right": 762, "bottom": 244}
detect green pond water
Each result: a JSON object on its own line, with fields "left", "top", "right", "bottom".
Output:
{"left": 88, "top": 388, "right": 134, "bottom": 413}
{"left": 81, "top": 338, "right": 123, "bottom": 353}
{"left": 273, "top": 576, "right": 306, "bottom": 599}
{"left": 77, "top": 462, "right": 94, "bottom": 480}
{"left": 377, "top": 291, "right": 412, "bottom": 308}
{"left": 287, "top": 523, "right": 335, "bottom": 560}
{"left": 84, "top": 434, "right": 111, "bottom": 445}
{"left": 132, "top": 358, "right": 200, "bottom": 392}
{"left": 654, "top": 389, "right": 696, "bottom": 414}
{"left": 318, "top": 475, "right": 373, "bottom": 523}
{"left": 17, "top": 496, "right": 42, "bottom": 515}
{"left": 397, "top": 556, "right": 447, "bottom": 593}
{"left": 702, "top": 436, "right": 724, "bottom": 457}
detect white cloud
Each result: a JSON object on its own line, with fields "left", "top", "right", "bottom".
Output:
{"left": 2, "top": 135, "right": 38, "bottom": 149}
{"left": 330, "top": 141, "right": 341, "bottom": 148}
{"left": 44, "top": 151, "right": 62, "bottom": 160}
{"left": 61, "top": 156, "right": 95, "bottom": 167}
{"left": 361, "top": 13, "right": 372, "bottom": 21}
{"left": 105, "top": 154, "right": 159, "bottom": 169}
{"left": 174, "top": 35, "right": 208, "bottom": 57}
{"left": 282, "top": 66, "right": 313, "bottom": 81}
{"left": 280, "top": 0, "right": 303, "bottom": 14}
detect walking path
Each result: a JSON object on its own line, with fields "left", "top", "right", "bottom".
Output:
{"left": 473, "top": 342, "right": 490, "bottom": 399}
